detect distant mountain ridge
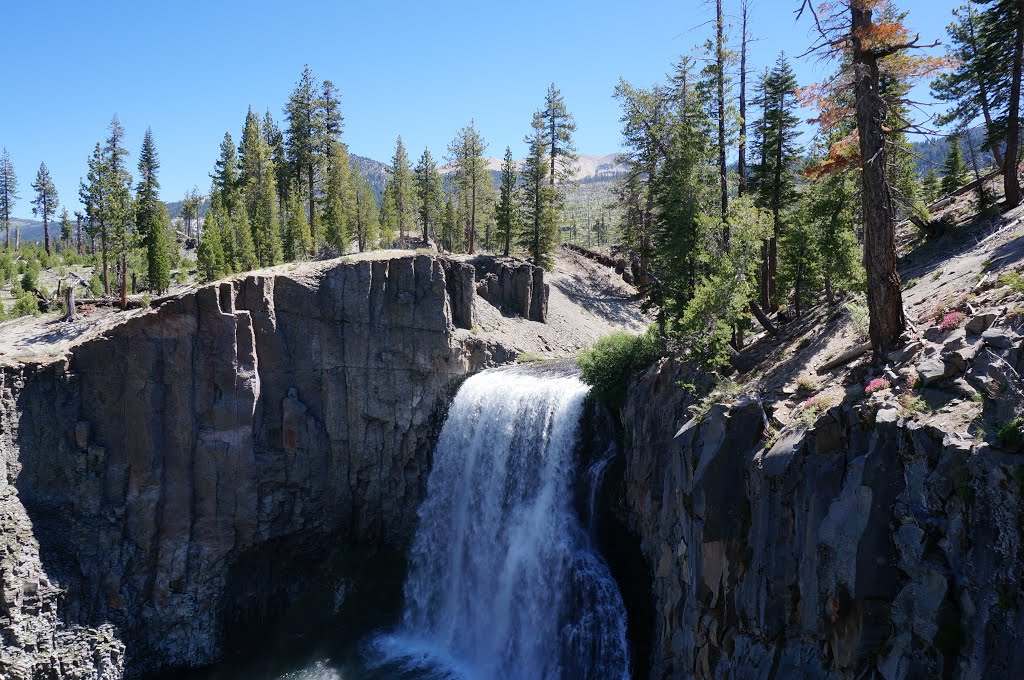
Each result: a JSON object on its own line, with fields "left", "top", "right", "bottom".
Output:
{"left": 9, "top": 152, "right": 621, "bottom": 243}
{"left": 471, "top": 153, "right": 626, "bottom": 183}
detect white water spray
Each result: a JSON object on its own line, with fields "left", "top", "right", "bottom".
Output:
{"left": 370, "top": 365, "right": 630, "bottom": 679}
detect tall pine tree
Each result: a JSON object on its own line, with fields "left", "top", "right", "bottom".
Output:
{"left": 136, "top": 127, "right": 172, "bottom": 294}
{"left": 446, "top": 122, "right": 487, "bottom": 254}
{"left": 932, "top": 3, "right": 1005, "bottom": 168}
{"left": 352, "top": 173, "right": 379, "bottom": 252}
{"left": 31, "top": 162, "right": 58, "bottom": 256}
{"left": 413, "top": 148, "right": 443, "bottom": 245}
{"left": 0, "top": 149, "right": 17, "bottom": 250}
{"left": 285, "top": 65, "right": 321, "bottom": 246}
{"left": 383, "top": 136, "right": 415, "bottom": 241}
{"left": 283, "top": 187, "right": 312, "bottom": 261}
{"left": 941, "top": 133, "right": 969, "bottom": 194}
{"left": 102, "top": 116, "right": 134, "bottom": 307}
{"left": 751, "top": 53, "right": 802, "bottom": 309}
{"left": 240, "top": 108, "right": 283, "bottom": 266}
{"left": 322, "top": 140, "right": 354, "bottom": 253}
{"left": 495, "top": 147, "right": 519, "bottom": 257}
{"left": 521, "top": 119, "right": 558, "bottom": 267}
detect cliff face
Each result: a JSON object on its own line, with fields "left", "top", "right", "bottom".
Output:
{"left": 0, "top": 255, "right": 504, "bottom": 678}
{"left": 622, "top": 359, "right": 1024, "bottom": 679}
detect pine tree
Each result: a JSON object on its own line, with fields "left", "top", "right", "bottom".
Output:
{"left": 413, "top": 148, "right": 443, "bottom": 245}
{"left": 31, "top": 162, "right": 59, "bottom": 256}
{"left": 651, "top": 57, "right": 716, "bottom": 317}
{"left": 922, "top": 167, "right": 941, "bottom": 203}
{"left": 352, "top": 173, "right": 379, "bottom": 252}
{"left": 322, "top": 140, "right": 353, "bottom": 253}
{"left": 941, "top": 133, "right": 969, "bottom": 195}
{"left": 679, "top": 198, "right": 770, "bottom": 366}
{"left": 750, "top": 53, "right": 802, "bottom": 309}
{"left": 283, "top": 188, "right": 311, "bottom": 261}
{"left": 59, "top": 208, "right": 73, "bottom": 248}
{"left": 137, "top": 127, "right": 172, "bottom": 294}
{"left": 101, "top": 116, "right": 135, "bottom": 307}
{"left": 446, "top": 122, "right": 487, "bottom": 253}
{"left": 440, "top": 195, "right": 459, "bottom": 253}
{"left": 521, "top": 118, "right": 558, "bottom": 268}
{"left": 0, "top": 149, "right": 17, "bottom": 250}
{"left": 284, "top": 67, "right": 343, "bottom": 249}
{"left": 614, "top": 77, "right": 669, "bottom": 288}
{"left": 80, "top": 142, "right": 109, "bottom": 290}
{"left": 285, "top": 65, "right": 321, "bottom": 245}
{"left": 974, "top": 0, "right": 1023, "bottom": 207}
{"left": 932, "top": 3, "right": 1005, "bottom": 168}
{"left": 495, "top": 147, "right": 519, "bottom": 257}
{"left": 265, "top": 109, "right": 289, "bottom": 213}
{"left": 379, "top": 181, "right": 397, "bottom": 248}
{"left": 797, "top": 0, "right": 943, "bottom": 360}
{"left": 383, "top": 136, "right": 415, "bottom": 241}
{"left": 240, "top": 109, "right": 282, "bottom": 266}
{"left": 212, "top": 132, "right": 240, "bottom": 218}
{"left": 539, "top": 83, "right": 578, "bottom": 187}
{"left": 811, "top": 170, "right": 862, "bottom": 305}
{"left": 197, "top": 204, "right": 227, "bottom": 283}
{"left": 233, "top": 203, "right": 257, "bottom": 271}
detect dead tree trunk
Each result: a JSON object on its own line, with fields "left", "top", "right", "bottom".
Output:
{"left": 716, "top": 0, "right": 730, "bottom": 244}
{"left": 62, "top": 284, "right": 77, "bottom": 322}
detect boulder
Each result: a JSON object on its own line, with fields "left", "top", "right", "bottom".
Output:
{"left": 982, "top": 327, "right": 1016, "bottom": 349}
{"left": 965, "top": 312, "right": 997, "bottom": 335}
{"left": 917, "top": 357, "right": 961, "bottom": 385}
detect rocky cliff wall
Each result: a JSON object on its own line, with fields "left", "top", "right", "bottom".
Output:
{"left": 0, "top": 255, "right": 505, "bottom": 678}
{"left": 622, "top": 358, "right": 1024, "bottom": 679}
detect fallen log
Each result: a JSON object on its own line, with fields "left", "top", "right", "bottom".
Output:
{"left": 749, "top": 301, "right": 778, "bottom": 336}
{"left": 74, "top": 293, "right": 179, "bottom": 310}
{"left": 818, "top": 341, "right": 872, "bottom": 373}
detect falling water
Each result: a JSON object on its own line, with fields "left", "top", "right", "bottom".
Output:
{"left": 369, "top": 365, "right": 630, "bottom": 680}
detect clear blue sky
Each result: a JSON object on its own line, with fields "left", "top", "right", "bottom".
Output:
{"left": 1, "top": 0, "right": 959, "bottom": 217}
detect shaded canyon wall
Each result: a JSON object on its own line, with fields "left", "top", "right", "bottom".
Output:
{"left": 0, "top": 255, "right": 517, "bottom": 678}
{"left": 620, "top": 359, "right": 1024, "bottom": 679}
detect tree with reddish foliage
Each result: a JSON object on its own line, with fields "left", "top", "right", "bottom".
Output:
{"left": 797, "top": 0, "right": 944, "bottom": 362}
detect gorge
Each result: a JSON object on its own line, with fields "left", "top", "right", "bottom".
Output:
{"left": 2, "top": 249, "right": 1024, "bottom": 679}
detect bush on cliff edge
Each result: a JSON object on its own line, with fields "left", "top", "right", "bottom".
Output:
{"left": 577, "top": 328, "right": 661, "bottom": 410}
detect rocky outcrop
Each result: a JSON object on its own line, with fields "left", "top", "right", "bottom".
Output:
{"left": 622, "top": 358, "right": 1024, "bottom": 679}
{"left": 0, "top": 255, "right": 505, "bottom": 677}
{"left": 471, "top": 256, "right": 549, "bottom": 322}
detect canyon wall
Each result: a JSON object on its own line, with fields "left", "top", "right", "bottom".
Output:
{"left": 622, "top": 359, "right": 1024, "bottom": 679}
{"left": 0, "top": 255, "right": 509, "bottom": 678}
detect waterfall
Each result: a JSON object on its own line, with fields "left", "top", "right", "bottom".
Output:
{"left": 369, "top": 365, "right": 630, "bottom": 680}
{"left": 584, "top": 445, "right": 615, "bottom": 536}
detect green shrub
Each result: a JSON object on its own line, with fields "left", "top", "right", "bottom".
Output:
{"left": 0, "top": 251, "right": 12, "bottom": 283}
{"left": 1000, "top": 271, "right": 1024, "bottom": 294}
{"left": 845, "top": 294, "right": 870, "bottom": 339}
{"left": 10, "top": 290, "right": 40, "bottom": 318}
{"left": 88, "top": 272, "right": 103, "bottom": 297}
{"left": 998, "top": 417, "right": 1024, "bottom": 451}
{"left": 20, "top": 264, "right": 39, "bottom": 293}
{"left": 516, "top": 352, "right": 544, "bottom": 363}
{"left": 577, "top": 328, "right": 661, "bottom": 410}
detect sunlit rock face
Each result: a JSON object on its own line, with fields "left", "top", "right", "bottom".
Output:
{"left": 621, "top": 359, "right": 1024, "bottom": 680}
{"left": 0, "top": 255, "right": 511, "bottom": 678}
